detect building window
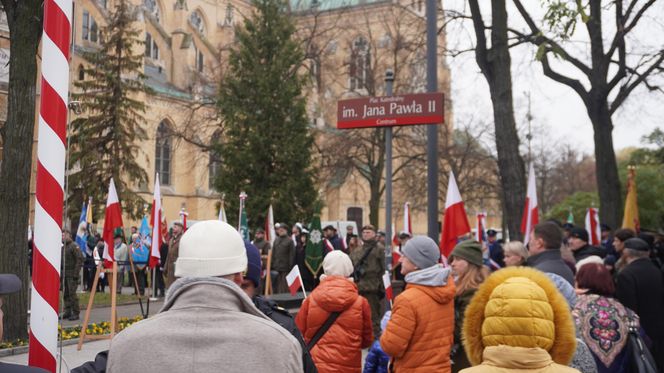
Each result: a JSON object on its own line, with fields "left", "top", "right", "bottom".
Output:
{"left": 99, "top": 0, "right": 107, "bottom": 9}
{"left": 155, "top": 121, "right": 172, "bottom": 185}
{"left": 78, "top": 65, "right": 85, "bottom": 81}
{"left": 349, "top": 37, "right": 370, "bottom": 91}
{"left": 82, "top": 11, "right": 99, "bottom": 43}
{"left": 145, "top": 32, "right": 159, "bottom": 59}
{"left": 196, "top": 48, "right": 204, "bottom": 73}
{"left": 224, "top": 4, "right": 234, "bottom": 25}
{"left": 144, "top": 0, "right": 160, "bottom": 22}
{"left": 190, "top": 11, "right": 205, "bottom": 35}
{"left": 346, "top": 207, "right": 363, "bottom": 231}
{"left": 209, "top": 131, "right": 222, "bottom": 190}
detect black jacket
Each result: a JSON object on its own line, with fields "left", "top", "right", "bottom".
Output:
{"left": 572, "top": 244, "right": 606, "bottom": 262}
{"left": 0, "top": 363, "right": 49, "bottom": 373}
{"left": 616, "top": 257, "right": 664, "bottom": 340}
{"left": 526, "top": 249, "right": 575, "bottom": 285}
{"left": 253, "top": 296, "right": 318, "bottom": 373}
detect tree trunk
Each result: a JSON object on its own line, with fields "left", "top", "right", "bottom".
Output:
{"left": 588, "top": 100, "right": 622, "bottom": 229}
{"left": 470, "top": 0, "right": 526, "bottom": 240}
{"left": 0, "top": 1, "right": 43, "bottom": 340}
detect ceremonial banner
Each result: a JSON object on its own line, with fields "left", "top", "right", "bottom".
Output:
{"left": 305, "top": 214, "right": 324, "bottom": 277}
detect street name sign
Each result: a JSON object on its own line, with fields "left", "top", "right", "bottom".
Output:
{"left": 337, "top": 92, "right": 444, "bottom": 129}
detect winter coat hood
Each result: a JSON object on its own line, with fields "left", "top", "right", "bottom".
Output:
{"left": 312, "top": 275, "right": 359, "bottom": 312}
{"left": 458, "top": 346, "right": 581, "bottom": 373}
{"left": 462, "top": 267, "right": 577, "bottom": 367}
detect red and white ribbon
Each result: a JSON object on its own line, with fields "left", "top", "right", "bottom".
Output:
{"left": 29, "top": 0, "right": 72, "bottom": 371}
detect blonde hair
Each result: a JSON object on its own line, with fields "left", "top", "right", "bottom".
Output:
{"left": 504, "top": 241, "right": 528, "bottom": 263}
{"left": 456, "top": 263, "right": 489, "bottom": 295}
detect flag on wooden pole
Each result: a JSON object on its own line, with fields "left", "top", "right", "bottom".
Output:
{"left": 266, "top": 205, "right": 276, "bottom": 246}
{"left": 286, "top": 265, "right": 305, "bottom": 297}
{"left": 149, "top": 175, "right": 162, "bottom": 268}
{"left": 440, "top": 171, "right": 471, "bottom": 257}
{"left": 475, "top": 212, "right": 487, "bottom": 245}
{"left": 622, "top": 166, "right": 640, "bottom": 232}
{"left": 521, "top": 163, "right": 539, "bottom": 243}
{"left": 383, "top": 271, "right": 393, "bottom": 302}
{"left": 585, "top": 207, "right": 601, "bottom": 246}
{"left": 102, "top": 178, "right": 124, "bottom": 268}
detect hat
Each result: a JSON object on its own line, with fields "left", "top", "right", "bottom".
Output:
{"left": 399, "top": 231, "right": 412, "bottom": 239}
{"left": 274, "top": 223, "right": 289, "bottom": 230}
{"left": 173, "top": 221, "right": 184, "bottom": 228}
{"left": 604, "top": 255, "right": 617, "bottom": 266}
{"left": 377, "top": 230, "right": 386, "bottom": 237}
{"left": 575, "top": 255, "right": 604, "bottom": 271}
{"left": 255, "top": 228, "right": 265, "bottom": 234}
{"left": 569, "top": 227, "right": 589, "bottom": 242}
{"left": 0, "top": 274, "right": 21, "bottom": 295}
{"left": 462, "top": 267, "right": 577, "bottom": 366}
{"left": 362, "top": 224, "right": 376, "bottom": 232}
{"left": 486, "top": 229, "right": 498, "bottom": 237}
{"left": 175, "top": 220, "right": 247, "bottom": 278}
{"left": 637, "top": 233, "right": 654, "bottom": 249}
{"left": 301, "top": 228, "right": 310, "bottom": 235}
{"left": 624, "top": 237, "right": 650, "bottom": 252}
{"left": 322, "top": 250, "right": 354, "bottom": 278}
{"left": 323, "top": 225, "right": 336, "bottom": 232}
{"left": 401, "top": 236, "right": 440, "bottom": 269}
{"left": 243, "top": 240, "right": 261, "bottom": 288}
{"left": 563, "top": 223, "right": 574, "bottom": 230}
{"left": 450, "top": 240, "right": 483, "bottom": 267}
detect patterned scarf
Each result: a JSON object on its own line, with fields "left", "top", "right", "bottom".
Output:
{"left": 572, "top": 294, "right": 637, "bottom": 368}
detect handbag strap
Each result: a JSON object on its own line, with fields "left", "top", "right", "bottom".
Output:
{"left": 306, "top": 311, "right": 341, "bottom": 351}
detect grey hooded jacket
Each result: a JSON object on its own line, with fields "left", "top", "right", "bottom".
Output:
{"left": 107, "top": 277, "right": 303, "bottom": 373}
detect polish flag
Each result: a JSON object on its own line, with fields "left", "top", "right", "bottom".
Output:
{"left": 265, "top": 205, "right": 276, "bottom": 246}
{"left": 149, "top": 175, "right": 162, "bottom": 268}
{"left": 391, "top": 223, "right": 401, "bottom": 267}
{"left": 585, "top": 207, "right": 601, "bottom": 246}
{"left": 440, "top": 171, "right": 471, "bottom": 257}
{"left": 102, "top": 178, "right": 124, "bottom": 268}
{"left": 180, "top": 208, "right": 188, "bottom": 231}
{"left": 160, "top": 209, "right": 169, "bottom": 243}
{"left": 383, "top": 271, "right": 393, "bottom": 301}
{"left": 286, "top": 265, "right": 304, "bottom": 296}
{"left": 521, "top": 163, "right": 539, "bottom": 243}
{"left": 475, "top": 212, "right": 487, "bottom": 245}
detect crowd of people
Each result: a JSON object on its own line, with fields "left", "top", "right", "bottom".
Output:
{"left": 2, "top": 217, "right": 664, "bottom": 372}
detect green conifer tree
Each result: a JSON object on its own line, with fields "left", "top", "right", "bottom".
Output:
{"left": 216, "top": 0, "right": 318, "bottom": 227}
{"left": 69, "top": 0, "right": 149, "bottom": 219}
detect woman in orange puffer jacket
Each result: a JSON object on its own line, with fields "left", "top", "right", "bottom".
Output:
{"left": 296, "top": 251, "right": 373, "bottom": 373}
{"left": 380, "top": 236, "right": 456, "bottom": 373}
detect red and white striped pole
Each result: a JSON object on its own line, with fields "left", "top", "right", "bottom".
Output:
{"left": 28, "top": 0, "right": 72, "bottom": 371}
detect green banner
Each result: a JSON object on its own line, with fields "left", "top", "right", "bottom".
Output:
{"left": 239, "top": 204, "right": 249, "bottom": 241}
{"left": 305, "top": 214, "right": 324, "bottom": 277}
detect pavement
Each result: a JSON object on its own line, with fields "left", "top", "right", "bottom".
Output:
{"left": 0, "top": 339, "right": 111, "bottom": 372}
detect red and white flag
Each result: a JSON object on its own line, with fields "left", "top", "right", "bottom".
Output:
{"left": 286, "top": 265, "right": 305, "bottom": 296}
{"left": 149, "top": 175, "right": 162, "bottom": 268}
{"left": 265, "top": 205, "right": 276, "bottom": 246}
{"left": 440, "top": 171, "right": 471, "bottom": 257}
{"left": 102, "top": 178, "right": 124, "bottom": 268}
{"left": 475, "top": 212, "right": 487, "bottom": 244}
{"left": 521, "top": 163, "right": 539, "bottom": 243}
{"left": 585, "top": 207, "right": 601, "bottom": 246}
{"left": 383, "top": 271, "right": 393, "bottom": 301}
{"left": 391, "top": 223, "right": 401, "bottom": 268}
{"left": 180, "top": 208, "right": 188, "bottom": 231}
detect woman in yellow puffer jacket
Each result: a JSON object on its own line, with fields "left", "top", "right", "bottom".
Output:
{"left": 460, "top": 267, "right": 580, "bottom": 373}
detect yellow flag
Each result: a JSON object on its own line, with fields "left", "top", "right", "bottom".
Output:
{"left": 622, "top": 166, "right": 640, "bottom": 231}
{"left": 86, "top": 197, "right": 93, "bottom": 224}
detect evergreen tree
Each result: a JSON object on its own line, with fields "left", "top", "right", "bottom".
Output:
{"left": 216, "top": 0, "right": 318, "bottom": 227}
{"left": 69, "top": 0, "right": 149, "bottom": 220}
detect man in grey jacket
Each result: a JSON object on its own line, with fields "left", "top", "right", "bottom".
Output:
{"left": 526, "top": 222, "right": 575, "bottom": 285}
{"left": 107, "top": 220, "right": 303, "bottom": 373}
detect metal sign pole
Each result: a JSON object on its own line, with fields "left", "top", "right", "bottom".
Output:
{"left": 385, "top": 70, "right": 394, "bottom": 267}
{"left": 425, "top": 0, "right": 439, "bottom": 242}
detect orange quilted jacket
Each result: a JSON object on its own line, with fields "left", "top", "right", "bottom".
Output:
{"left": 295, "top": 276, "right": 373, "bottom": 373}
{"left": 380, "top": 277, "right": 455, "bottom": 373}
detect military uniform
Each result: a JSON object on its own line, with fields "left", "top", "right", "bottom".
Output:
{"left": 164, "top": 232, "right": 182, "bottom": 288}
{"left": 62, "top": 239, "right": 84, "bottom": 319}
{"left": 253, "top": 296, "right": 317, "bottom": 373}
{"left": 272, "top": 235, "right": 295, "bottom": 293}
{"left": 350, "top": 239, "right": 386, "bottom": 338}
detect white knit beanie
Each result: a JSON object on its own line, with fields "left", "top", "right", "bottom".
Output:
{"left": 322, "top": 251, "right": 354, "bottom": 278}
{"left": 175, "top": 220, "right": 247, "bottom": 278}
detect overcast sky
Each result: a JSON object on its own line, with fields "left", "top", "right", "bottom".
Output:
{"left": 444, "top": 1, "right": 664, "bottom": 155}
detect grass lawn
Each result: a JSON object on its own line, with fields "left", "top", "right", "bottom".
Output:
{"left": 75, "top": 292, "right": 142, "bottom": 308}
